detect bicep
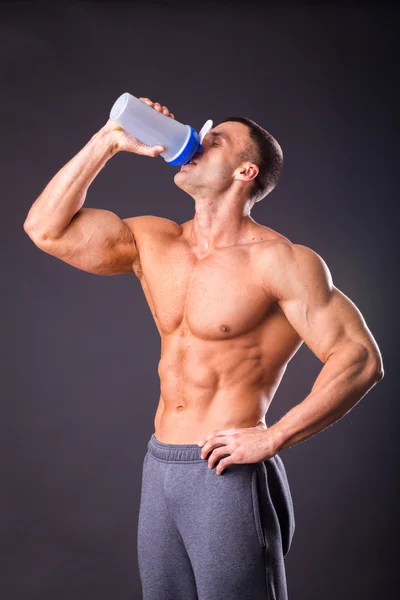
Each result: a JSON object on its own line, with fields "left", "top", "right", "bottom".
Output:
{"left": 275, "top": 245, "right": 379, "bottom": 363}
{"left": 33, "top": 208, "right": 140, "bottom": 276}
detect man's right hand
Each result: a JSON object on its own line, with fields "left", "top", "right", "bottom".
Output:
{"left": 102, "top": 97, "right": 175, "bottom": 157}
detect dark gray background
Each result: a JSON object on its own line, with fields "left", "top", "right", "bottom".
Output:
{"left": 2, "top": 2, "right": 398, "bottom": 598}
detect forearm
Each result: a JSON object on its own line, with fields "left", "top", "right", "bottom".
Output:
{"left": 269, "top": 344, "right": 383, "bottom": 454}
{"left": 23, "top": 128, "right": 117, "bottom": 240}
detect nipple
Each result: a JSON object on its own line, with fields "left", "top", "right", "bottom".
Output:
{"left": 219, "top": 324, "right": 231, "bottom": 333}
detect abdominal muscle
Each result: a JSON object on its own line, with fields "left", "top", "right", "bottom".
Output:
{"left": 134, "top": 219, "right": 304, "bottom": 444}
{"left": 153, "top": 329, "right": 287, "bottom": 444}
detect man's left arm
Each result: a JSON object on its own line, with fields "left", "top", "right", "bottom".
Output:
{"left": 268, "top": 243, "right": 384, "bottom": 454}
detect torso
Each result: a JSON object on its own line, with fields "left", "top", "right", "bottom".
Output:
{"left": 130, "top": 217, "right": 303, "bottom": 443}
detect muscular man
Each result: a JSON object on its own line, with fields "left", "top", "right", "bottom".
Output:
{"left": 23, "top": 97, "right": 384, "bottom": 600}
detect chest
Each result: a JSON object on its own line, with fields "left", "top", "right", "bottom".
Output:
{"left": 139, "top": 241, "right": 272, "bottom": 340}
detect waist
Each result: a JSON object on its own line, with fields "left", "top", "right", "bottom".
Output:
{"left": 154, "top": 393, "right": 268, "bottom": 444}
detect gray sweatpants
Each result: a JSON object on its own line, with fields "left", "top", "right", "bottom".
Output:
{"left": 137, "top": 433, "right": 295, "bottom": 600}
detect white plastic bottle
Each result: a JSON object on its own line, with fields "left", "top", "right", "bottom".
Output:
{"left": 109, "top": 92, "right": 213, "bottom": 166}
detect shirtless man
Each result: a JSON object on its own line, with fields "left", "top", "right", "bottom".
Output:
{"left": 23, "top": 97, "right": 384, "bottom": 600}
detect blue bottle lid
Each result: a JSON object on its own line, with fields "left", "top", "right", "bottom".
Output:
{"left": 165, "top": 119, "right": 213, "bottom": 166}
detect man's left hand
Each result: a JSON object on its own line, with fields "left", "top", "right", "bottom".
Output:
{"left": 197, "top": 424, "right": 278, "bottom": 475}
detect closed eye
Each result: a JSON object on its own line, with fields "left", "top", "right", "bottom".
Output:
{"left": 211, "top": 142, "right": 219, "bottom": 147}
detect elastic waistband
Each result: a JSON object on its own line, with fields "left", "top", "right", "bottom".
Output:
{"left": 147, "top": 433, "right": 204, "bottom": 462}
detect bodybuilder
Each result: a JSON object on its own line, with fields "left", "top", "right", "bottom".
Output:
{"left": 23, "top": 97, "right": 384, "bottom": 600}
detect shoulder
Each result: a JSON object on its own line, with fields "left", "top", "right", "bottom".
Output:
{"left": 277, "top": 242, "right": 331, "bottom": 273}
{"left": 261, "top": 241, "right": 333, "bottom": 301}
{"left": 122, "top": 214, "right": 181, "bottom": 239}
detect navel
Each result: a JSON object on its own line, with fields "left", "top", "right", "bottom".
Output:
{"left": 219, "top": 324, "right": 231, "bottom": 333}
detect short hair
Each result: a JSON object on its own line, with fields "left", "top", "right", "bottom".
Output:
{"left": 218, "top": 116, "right": 283, "bottom": 205}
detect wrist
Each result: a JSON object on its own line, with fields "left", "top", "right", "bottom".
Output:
{"left": 265, "top": 423, "right": 287, "bottom": 455}
{"left": 93, "top": 127, "right": 120, "bottom": 157}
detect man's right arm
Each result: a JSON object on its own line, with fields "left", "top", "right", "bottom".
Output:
{"left": 23, "top": 97, "right": 173, "bottom": 276}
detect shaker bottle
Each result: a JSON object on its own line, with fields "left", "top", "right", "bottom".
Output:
{"left": 109, "top": 92, "right": 213, "bottom": 166}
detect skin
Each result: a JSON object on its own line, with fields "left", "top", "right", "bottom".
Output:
{"left": 25, "top": 99, "right": 384, "bottom": 475}
{"left": 130, "top": 117, "right": 383, "bottom": 473}
{"left": 135, "top": 119, "right": 291, "bottom": 447}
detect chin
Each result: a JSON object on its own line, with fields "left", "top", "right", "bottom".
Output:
{"left": 173, "top": 172, "right": 186, "bottom": 190}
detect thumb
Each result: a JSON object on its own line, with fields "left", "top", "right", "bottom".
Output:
{"left": 149, "top": 145, "right": 166, "bottom": 157}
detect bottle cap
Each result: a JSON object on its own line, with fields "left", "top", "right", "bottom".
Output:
{"left": 165, "top": 119, "right": 213, "bottom": 166}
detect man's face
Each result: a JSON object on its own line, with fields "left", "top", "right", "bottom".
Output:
{"left": 173, "top": 121, "right": 253, "bottom": 198}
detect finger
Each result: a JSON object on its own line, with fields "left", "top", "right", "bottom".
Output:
{"left": 149, "top": 145, "right": 166, "bottom": 156}
{"left": 198, "top": 431, "right": 219, "bottom": 447}
{"left": 198, "top": 429, "right": 238, "bottom": 447}
{"left": 201, "top": 440, "right": 226, "bottom": 460}
{"left": 136, "top": 143, "right": 165, "bottom": 157}
{"left": 208, "top": 447, "right": 231, "bottom": 469}
{"left": 201, "top": 431, "right": 233, "bottom": 449}
{"left": 216, "top": 457, "right": 232, "bottom": 475}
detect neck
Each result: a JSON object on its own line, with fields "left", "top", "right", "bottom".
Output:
{"left": 190, "top": 191, "right": 255, "bottom": 255}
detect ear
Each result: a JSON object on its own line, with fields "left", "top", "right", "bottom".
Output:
{"left": 235, "top": 163, "right": 259, "bottom": 183}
